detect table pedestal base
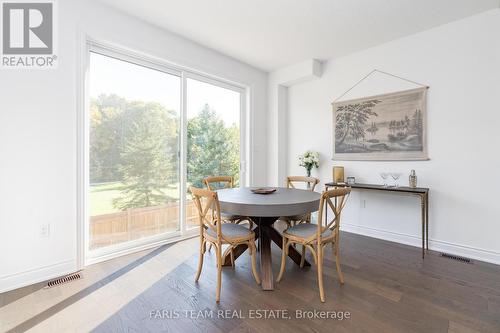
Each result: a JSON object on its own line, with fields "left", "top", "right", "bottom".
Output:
{"left": 222, "top": 216, "right": 310, "bottom": 290}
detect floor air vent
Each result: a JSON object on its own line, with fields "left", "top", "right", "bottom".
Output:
{"left": 46, "top": 272, "right": 82, "bottom": 288}
{"left": 440, "top": 253, "right": 472, "bottom": 264}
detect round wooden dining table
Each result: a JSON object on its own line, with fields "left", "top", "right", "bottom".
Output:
{"left": 217, "top": 187, "right": 321, "bottom": 290}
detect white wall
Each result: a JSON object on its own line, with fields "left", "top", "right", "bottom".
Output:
{"left": 267, "top": 60, "right": 322, "bottom": 186}
{"left": 284, "top": 9, "right": 500, "bottom": 264}
{"left": 0, "top": 0, "right": 268, "bottom": 292}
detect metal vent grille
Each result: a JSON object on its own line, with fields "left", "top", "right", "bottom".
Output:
{"left": 46, "top": 273, "right": 82, "bottom": 288}
{"left": 440, "top": 253, "right": 472, "bottom": 264}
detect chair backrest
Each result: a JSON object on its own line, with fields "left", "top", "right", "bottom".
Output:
{"left": 204, "top": 176, "right": 234, "bottom": 191}
{"left": 316, "top": 187, "right": 351, "bottom": 242}
{"left": 286, "top": 176, "right": 320, "bottom": 191}
{"left": 190, "top": 186, "right": 222, "bottom": 239}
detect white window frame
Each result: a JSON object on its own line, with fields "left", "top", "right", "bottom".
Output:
{"left": 78, "top": 38, "right": 250, "bottom": 266}
{"left": 184, "top": 72, "right": 249, "bottom": 188}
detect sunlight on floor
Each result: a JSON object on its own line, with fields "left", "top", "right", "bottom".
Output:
{"left": 0, "top": 238, "right": 198, "bottom": 332}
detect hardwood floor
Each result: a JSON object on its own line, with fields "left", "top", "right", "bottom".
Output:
{"left": 1, "top": 227, "right": 499, "bottom": 332}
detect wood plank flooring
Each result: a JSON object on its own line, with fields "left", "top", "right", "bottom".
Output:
{"left": 1, "top": 228, "right": 499, "bottom": 332}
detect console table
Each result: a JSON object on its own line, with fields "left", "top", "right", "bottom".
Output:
{"left": 324, "top": 182, "right": 429, "bottom": 258}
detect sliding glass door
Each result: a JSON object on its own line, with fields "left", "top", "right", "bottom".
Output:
{"left": 185, "top": 77, "right": 243, "bottom": 229}
{"left": 86, "top": 44, "right": 246, "bottom": 260}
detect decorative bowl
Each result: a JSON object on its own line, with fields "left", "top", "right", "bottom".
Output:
{"left": 250, "top": 187, "right": 277, "bottom": 194}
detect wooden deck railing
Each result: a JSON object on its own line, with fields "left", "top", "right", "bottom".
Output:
{"left": 89, "top": 201, "right": 199, "bottom": 250}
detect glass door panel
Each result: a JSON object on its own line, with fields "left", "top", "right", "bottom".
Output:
{"left": 186, "top": 78, "right": 242, "bottom": 229}
{"left": 88, "top": 51, "right": 181, "bottom": 252}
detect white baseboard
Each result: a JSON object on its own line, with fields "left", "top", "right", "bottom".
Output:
{"left": 0, "top": 260, "right": 78, "bottom": 293}
{"left": 342, "top": 222, "right": 500, "bottom": 266}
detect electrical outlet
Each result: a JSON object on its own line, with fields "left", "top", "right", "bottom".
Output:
{"left": 40, "top": 223, "right": 50, "bottom": 237}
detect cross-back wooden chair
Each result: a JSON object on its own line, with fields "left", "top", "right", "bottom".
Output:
{"left": 204, "top": 176, "right": 254, "bottom": 252}
{"left": 277, "top": 187, "right": 351, "bottom": 302}
{"left": 203, "top": 176, "right": 234, "bottom": 190}
{"left": 279, "top": 176, "right": 320, "bottom": 227}
{"left": 287, "top": 176, "right": 320, "bottom": 191}
{"left": 190, "top": 186, "right": 260, "bottom": 302}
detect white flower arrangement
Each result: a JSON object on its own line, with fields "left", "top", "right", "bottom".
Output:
{"left": 299, "top": 151, "right": 319, "bottom": 176}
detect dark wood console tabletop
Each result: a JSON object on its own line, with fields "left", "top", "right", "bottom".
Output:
{"left": 324, "top": 182, "right": 429, "bottom": 258}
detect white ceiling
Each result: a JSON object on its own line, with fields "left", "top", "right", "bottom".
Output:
{"left": 97, "top": 0, "right": 499, "bottom": 71}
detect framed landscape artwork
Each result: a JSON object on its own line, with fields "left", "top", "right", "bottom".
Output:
{"left": 332, "top": 87, "right": 428, "bottom": 160}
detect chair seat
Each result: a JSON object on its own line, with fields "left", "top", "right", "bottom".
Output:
{"left": 284, "top": 223, "right": 332, "bottom": 239}
{"left": 221, "top": 213, "right": 243, "bottom": 221}
{"left": 280, "top": 214, "right": 309, "bottom": 222}
{"left": 206, "top": 223, "right": 253, "bottom": 240}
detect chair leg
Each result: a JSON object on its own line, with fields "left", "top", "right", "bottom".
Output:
{"left": 335, "top": 241, "right": 345, "bottom": 284}
{"left": 215, "top": 243, "right": 222, "bottom": 303}
{"left": 307, "top": 245, "right": 318, "bottom": 266}
{"left": 300, "top": 245, "right": 306, "bottom": 268}
{"left": 208, "top": 220, "right": 217, "bottom": 252}
{"left": 317, "top": 244, "right": 325, "bottom": 303}
{"left": 248, "top": 218, "right": 254, "bottom": 230}
{"left": 249, "top": 241, "right": 261, "bottom": 285}
{"left": 195, "top": 238, "right": 205, "bottom": 282}
{"left": 230, "top": 247, "right": 235, "bottom": 268}
{"left": 277, "top": 237, "right": 288, "bottom": 282}
{"left": 222, "top": 245, "right": 235, "bottom": 268}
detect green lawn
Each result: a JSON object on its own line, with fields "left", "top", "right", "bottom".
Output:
{"left": 90, "top": 182, "right": 181, "bottom": 216}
